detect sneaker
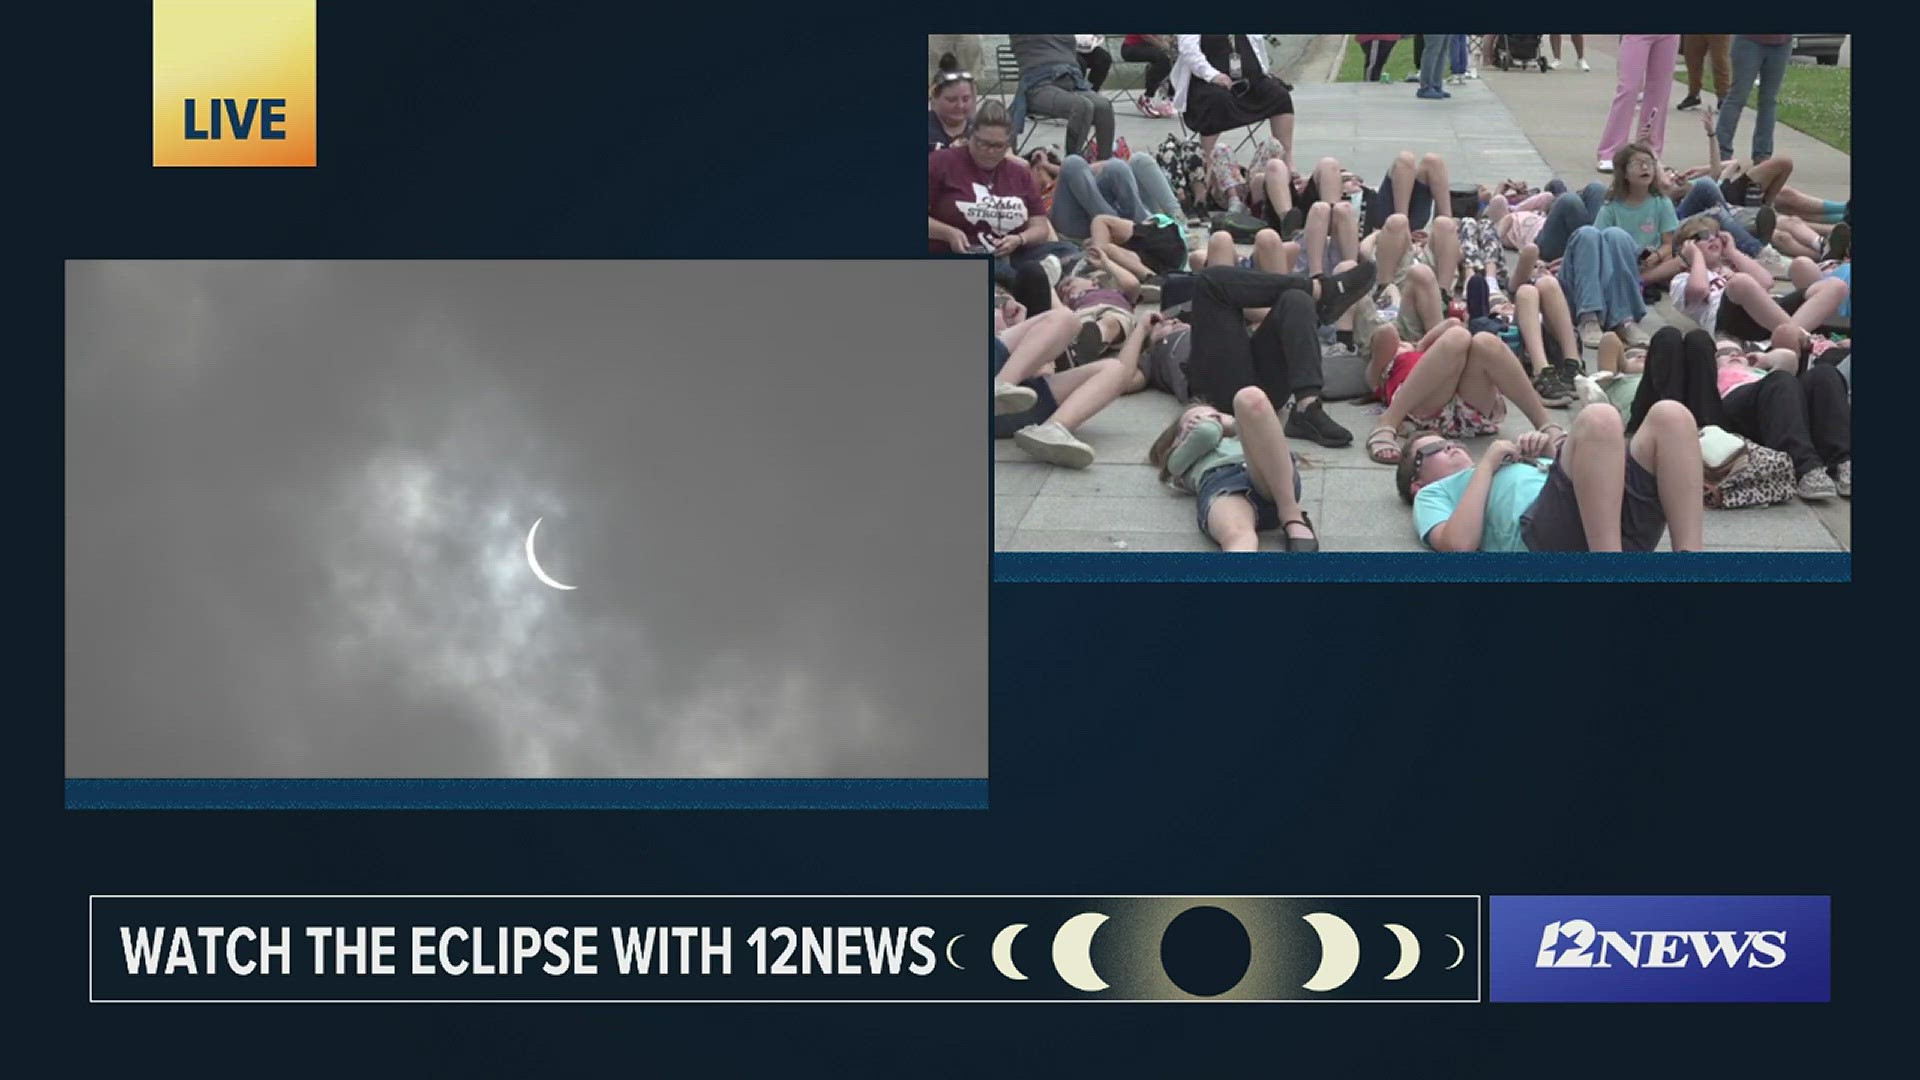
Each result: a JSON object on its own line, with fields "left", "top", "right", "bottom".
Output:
{"left": 1404, "top": 72, "right": 1421, "bottom": 83}
{"left": 993, "top": 380, "right": 1038, "bottom": 416}
{"left": 1795, "top": 468, "right": 1837, "bottom": 501}
{"left": 1556, "top": 355, "right": 1586, "bottom": 386}
{"left": 1416, "top": 87, "right": 1447, "bottom": 100}
{"left": 1676, "top": 93, "right": 1702, "bottom": 110}
{"left": 1137, "top": 281, "right": 1163, "bottom": 305}
{"left": 1467, "top": 68, "right": 1479, "bottom": 79}
{"left": 1579, "top": 58, "right": 1591, "bottom": 71}
{"left": 1616, "top": 320, "right": 1651, "bottom": 348}
{"left": 1596, "top": 158, "right": 1614, "bottom": 173}
{"left": 1015, "top": 420, "right": 1095, "bottom": 469}
{"left": 1532, "top": 367, "right": 1572, "bottom": 407}
{"left": 1832, "top": 459, "right": 1851, "bottom": 497}
{"left": 1439, "top": 89, "right": 1453, "bottom": 98}
{"left": 1135, "top": 94, "right": 1156, "bottom": 118}
{"left": 1040, "top": 254, "right": 1063, "bottom": 289}
{"left": 1279, "top": 205, "right": 1307, "bottom": 240}
{"left": 1825, "top": 222, "right": 1851, "bottom": 262}
{"left": 1568, "top": 373, "right": 1612, "bottom": 420}
{"left": 1578, "top": 316, "right": 1604, "bottom": 350}
{"left": 1067, "top": 320, "right": 1105, "bottom": 367}
{"left": 1284, "top": 398, "right": 1354, "bottom": 447}
{"left": 1314, "top": 260, "right": 1378, "bottom": 325}
{"left": 1155, "top": 99, "right": 1179, "bottom": 119}
{"left": 1755, "top": 244, "right": 1789, "bottom": 278}
{"left": 1753, "top": 205, "right": 1778, "bottom": 248}
{"left": 1548, "top": 55, "right": 1563, "bottom": 69}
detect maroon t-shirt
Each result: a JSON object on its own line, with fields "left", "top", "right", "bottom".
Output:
{"left": 927, "top": 146, "right": 1043, "bottom": 254}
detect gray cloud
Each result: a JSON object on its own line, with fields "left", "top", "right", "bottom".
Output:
{"left": 66, "top": 261, "right": 986, "bottom": 778}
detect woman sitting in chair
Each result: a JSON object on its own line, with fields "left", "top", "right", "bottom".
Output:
{"left": 1171, "top": 34, "right": 1296, "bottom": 166}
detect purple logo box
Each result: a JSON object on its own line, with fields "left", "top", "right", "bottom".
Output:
{"left": 1490, "top": 896, "right": 1829, "bottom": 1002}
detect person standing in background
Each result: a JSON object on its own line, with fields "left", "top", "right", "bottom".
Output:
{"left": 1677, "top": 35, "right": 1731, "bottom": 111}
{"left": 1122, "top": 34, "right": 1178, "bottom": 115}
{"left": 1357, "top": 34, "right": 1401, "bottom": 83}
{"left": 1596, "top": 35, "right": 1681, "bottom": 169}
{"left": 1549, "top": 35, "right": 1588, "bottom": 71}
{"left": 1716, "top": 35, "right": 1794, "bottom": 163}
{"left": 1417, "top": 33, "right": 1456, "bottom": 100}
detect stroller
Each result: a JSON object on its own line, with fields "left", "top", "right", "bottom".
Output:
{"left": 1495, "top": 34, "right": 1549, "bottom": 72}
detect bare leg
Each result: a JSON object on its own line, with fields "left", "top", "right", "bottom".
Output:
{"left": 1098, "top": 241, "right": 1154, "bottom": 281}
{"left": 1329, "top": 201, "right": 1360, "bottom": 265}
{"left": 1514, "top": 243, "right": 1540, "bottom": 288}
{"left": 1270, "top": 113, "right": 1295, "bottom": 167}
{"left": 1386, "top": 150, "right": 1417, "bottom": 218}
{"left": 1045, "top": 354, "right": 1137, "bottom": 431}
{"left": 1402, "top": 263, "right": 1446, "bottom": 337}
{"left": 1262, "top": 159, "right": 1294, "bottom": 217}
{"left": 1301, "top": 202, "right": 1331, "bottom": 276}
{"left": 1772, "top": 185, "right": 1826, "bottom": 220}
{"left": 1312, "top": 157, "right": 1342, "bottom": 209}
{"left": 1200, "top": 133, "right": 1219, "bottom": 157}
{"left": 1771, "top": 216, "right": 1825, "bottom": 258}
{"left": 1089, "top": 214, "right": 1135, "bottom": 249}
{"left": 1416, "top": 154, "right": 1452, "bottom": 229}
{"left": 1379, "top": 324, "right": 1473, "bottom": 429}
{"left": 1252, "top": 228, "right": 1287, "bottom": 270}
{"left": 1374, "top": 214, "right": 1412, "bottom": 286}
{"left": 1456, "top": 331, "right": 1555, "bottom": 429}
{"left": 1559, "top": 404, "right": 1627, "bottom": 551}
{"left": 1428, "top": 216, "right": 1461, "bottom": 294}
{"left": 996, "top": 308, "right": 1080, "bottom": 384}
{"left": 1746, "top": 154, "right": 1793, "bottom": 203}
{"left": 1206, "top": 229, "right": 1238, "bottom": 271}
{"left": 1366, "top": 325, "right": 1403, "bottom": 389}
{"left": 1788, "top": 256, "right": 1823, "bottom": 292}
{"left": 1627, "top": 398, "right": 1705, "bottom": 551}
{"left": 1535, "top": 275, "right": 1580, "bottom": 364}
{"left": 1515, "top": 284, "right": 1551, "bottom": 371}
{"left": 1231, "top": 386, "right": 1313, "bottom": 542}
{"left": 1204, "top": 494, "right": 1261, "bottom": 552}
{"left": 1597, "top": 331, "right": 1626, "bottom": 374}
{"left": 1785, "top": 275, "right": 1848, "bottom": 331}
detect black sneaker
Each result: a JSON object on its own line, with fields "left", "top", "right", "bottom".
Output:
{"left": 1676, "top": 93, "right": 1702, "bottom": 110}
{"left": 1825, "top": 221, "right": 1850, "bottom": 262}
{"left": 1284, "top": 399, "right": 1354, "bottom": 447}
{"left": 1314, "top": 261, "right": 1377, "bottom": 326}
{"left": 1063, "top": 320, "right": 1104, "bottom": 368}
{"left": 1532, "top": 367, "right": 1572, "bottom": 407}
{"left": 1752, "top": 205, "right": 1778, "bottom": 249}
{"left": 1279, "top": 205, "right": 1307, "bottom": 240}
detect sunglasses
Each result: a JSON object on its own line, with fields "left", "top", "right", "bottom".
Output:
{"left": 933, "top": 71, "right": 975, "bottom": 89}
{"left": 1411, "top": 439, "right": 1464, "bottom": 471}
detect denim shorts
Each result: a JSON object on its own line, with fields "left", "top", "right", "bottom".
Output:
{"left": 1194, "top": 460, "right": 1302, "bottom": 535}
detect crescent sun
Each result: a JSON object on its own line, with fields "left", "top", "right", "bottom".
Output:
{"left": 945, "top": 934, "right": 965, "bottom": 970}
{"left": 991, "top": 923, "right": 1029, "bottom": 981}
{"left": 524, "top": 517, "right": 578, "bottom": 591}
{"left": 1051, "top": 913, "right": 1110, "bottom": 993}
{"left": 1445, "top": 934, "right": 1465, "bottom": 970}
{"left": 1383, "top": 923, "right": 1421, "bottom": 981}
{"left": 1302, "top": 912, "right": 1362, "bottom": 992}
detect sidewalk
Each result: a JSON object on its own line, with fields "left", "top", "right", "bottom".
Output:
{"left": 993, "top": 72, "right": 1850, "bottom": 554}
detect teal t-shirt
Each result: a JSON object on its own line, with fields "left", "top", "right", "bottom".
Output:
{"left": 1594, "top": 195, "right": 1678, "bottom": 252}
{"left": 1412, "top": 459, "right": 1553, "bottom": 551}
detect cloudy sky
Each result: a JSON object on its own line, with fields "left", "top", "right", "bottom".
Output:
{"left": 65, "top": 261, "right": 985, "bottom": 778}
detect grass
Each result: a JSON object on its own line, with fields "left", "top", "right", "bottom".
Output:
{"left": 1675, "top": 63, "right": 1849, "bottom": 154}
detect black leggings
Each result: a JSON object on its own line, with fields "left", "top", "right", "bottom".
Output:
{"left": 1121, "top": 42, "right": 1173, "bottom": 96}
{"left": 1628, "top": 327, "right": 1723, "bottom": 433}
{"left": 1185, "top": 266, "right": 1325, "bottom": 410}
{"left": 1363, "top": 39, "right": 1399, "bottom": 81}
{"left": 1719, "top": 366, "right": 1851, "bottom": 478}
{"left": 1078, "top": 46, "right": 1112, "bottom": 91}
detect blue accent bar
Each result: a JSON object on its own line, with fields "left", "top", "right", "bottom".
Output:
{"left": 65, "top": 778, "right": 988, "bottom": 811}
{"left": 994, "top": 552, "right": 1850, "bottom": 583}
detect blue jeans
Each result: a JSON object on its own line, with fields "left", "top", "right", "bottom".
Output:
{"left": 1049, "top": 157, "right": 1186, "bottom": 240}
{"left": 1451, "top": 34, "right": 1470, "bottom": 74}
{"left": 1559, "top": 225, "right": 1648, "bottom": 327}
{"left": 1717, "top": 37, "right": 1790, "bottom": 162}
{"left": 1420, "top": 34, "right": 1454, "bottom": 90}
{"left": 1676, "top": 177, "right": 1763, "bottom": 257}
{"left": 1534, "top": 183, "right": 1607, "bottom": 261}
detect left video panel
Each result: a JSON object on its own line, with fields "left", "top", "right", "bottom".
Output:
{"left": 65, "top": 261, "right": 986, "bottom": 803}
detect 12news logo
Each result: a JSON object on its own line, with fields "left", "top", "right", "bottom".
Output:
{"left": 1536, "top": 919, "right": 1787, "bottom": 969}
{"left": 153, "top": 1, "right": 316, "bottom": 167}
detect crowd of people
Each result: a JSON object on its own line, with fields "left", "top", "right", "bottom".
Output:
{"left": 933, "top": 34, "right": 1850, "bottom": 553}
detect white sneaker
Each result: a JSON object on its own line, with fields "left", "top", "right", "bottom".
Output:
{"left": 1596, "top": 158, "right": 1614, "bottom": 173}
{"left": 1467, "top": 68, "right": 1479, "bottom": 79}
{"left": 994, "top": 380, "right": 1038, "bottom": 416}
{"left": 1755, "top": 245, "right": 1789, "bottom": 277}
{"left": 1796, "top": 468, "right": 1838, "bottom": 501}
{"left": 1579, "top": 59, "right": 1591, "bottom": 71}
{"left": 1015, "top": 420, "right": 1096, "bottom": 469}
{"left": 1568, "top": 374, "right": 1611, "bottom": 422}
{"left": 1832, "top": 460, "right": 1851, "bottom": 497}
{"left": 1040, "top": 254, "right": 1063, "bottom": 288}
{"left": 1548, "top": 56, "right": 1562, "bottom": 69}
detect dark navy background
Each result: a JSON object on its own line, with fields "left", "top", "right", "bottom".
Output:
{"left": 30, "top": 4, "right": 1869, "bottom": 1073}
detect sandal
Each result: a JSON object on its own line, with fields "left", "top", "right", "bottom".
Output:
{"left": 1366, "top": 425, "right": 1401, "bottom": 464}
{"left": 1282, "top": 511, "right": 1319, "bottom": 552}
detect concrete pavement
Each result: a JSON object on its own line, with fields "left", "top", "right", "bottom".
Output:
{"left": 990, "top": 71, "right": 1851, "bottom": 554}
